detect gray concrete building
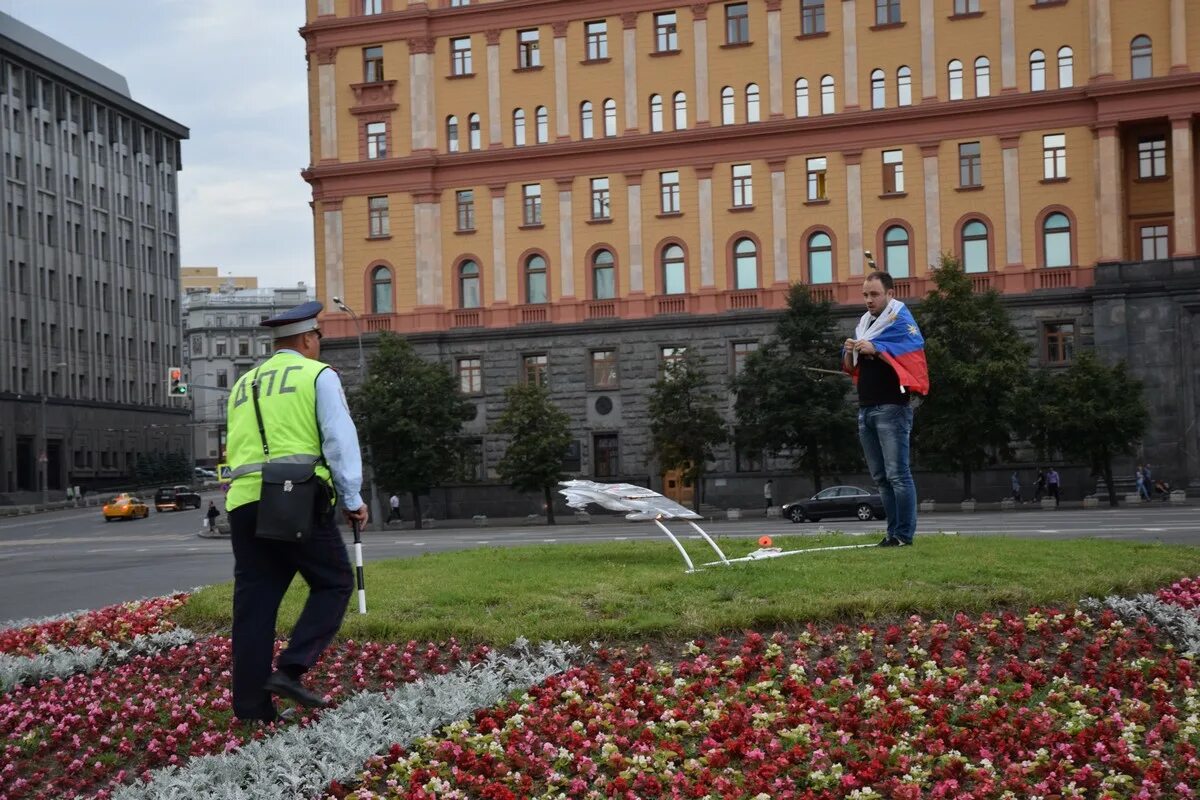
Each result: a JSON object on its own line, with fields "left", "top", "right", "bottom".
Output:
{"left": 183, "top": 283, "right": 314, "bottom": 467}
{"left": 0, "top": 12, "right": 189, "bottom": 500}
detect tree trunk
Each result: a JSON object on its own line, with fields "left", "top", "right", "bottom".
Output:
{"left": 1103, "top": 459, "right": 1118, "bottom": 507}
{"left": 410, "top": 490, "right": 423, "bottom": 529}
{"left": 544, "top": 485, "right": 556, "bottom": 525}
{"left": 692, "top": 470, "right": 703, "bottom": 513}
{"left": 809, "top": 447, "right": 823, "bottom": 492}
{"left": 961, "top": 466, "right": 973, "bottom": 501}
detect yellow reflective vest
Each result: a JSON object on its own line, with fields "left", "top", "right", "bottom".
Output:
{"left": 224, "top": 351, "right": 334, "bottom": 512}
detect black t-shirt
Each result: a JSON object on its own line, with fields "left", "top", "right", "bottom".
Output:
{"left": 857, "top": 352, "right": 909, "bottom": 407}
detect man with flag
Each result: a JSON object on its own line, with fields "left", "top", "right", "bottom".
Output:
{"left": 841, "top": 271, "right": 929, "bottom": 547}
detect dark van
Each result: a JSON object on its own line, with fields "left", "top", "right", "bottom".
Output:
{"left": 155, "top": 485, "right": 201, "bottom": 512}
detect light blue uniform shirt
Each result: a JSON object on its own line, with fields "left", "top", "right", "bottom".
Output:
{"left": 278, "top": 348, "right": 363, "bottom": 511}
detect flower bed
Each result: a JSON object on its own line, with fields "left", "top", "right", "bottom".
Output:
{"left": 333, "top": 607, "right": 1200, "bottom": 799}
{"left": 0, "top": 595, "right": 188, "bottom": 657}
{"left": 1, "top": 627, "right": 492, "bottom": 799}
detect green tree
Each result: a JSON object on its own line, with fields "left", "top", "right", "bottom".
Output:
{"left": 731, "top": 284, "right": 861, "bottom": 491}
{"left": 1033, "top": 352, "right": 1149, "bottom": 506}
{"left": 493, "top": 382, "right": 572, "bottom": 524}
{"left": 647, "top": 352, "right": 727, "bottom": 512}
{"left": 351, "top": 333, "right": 475, "bottom": 528}
{"left": 914, "top": 254, "right": 1031, "bottom": 500}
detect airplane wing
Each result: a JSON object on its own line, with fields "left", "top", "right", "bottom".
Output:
{"left": 558, "top": 480, "right": 702, "bottom": 520}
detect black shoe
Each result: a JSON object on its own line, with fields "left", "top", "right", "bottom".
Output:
{"left": 877, "top": 537, "right": 899, "bottom": 547}
{"left": 264, "top": 670, "right": 331, "bottom": 709}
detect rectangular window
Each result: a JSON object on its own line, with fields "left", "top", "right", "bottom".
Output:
{"left": 660, "top": 170, "right": 681, "bottom": 213}
{"left": 655, "top": 12, "right": 679, "bottom": 51}
{"left": 1138, "top": 137, "right": 1167, "bottom": 178}
{"left": 518, "top": 29, "right": 541, "bottom": 68}
{"left": 523, "top": 353, "right": 548, "bottom": 386}
{"left": 522, "top": 183, "right": 542, "bottom": 225}
{"left": 660, "top": 346, "right": 686, "bottom": 372}
{"left": 732, "top": 340, "right": 759, "bottom": 374}
{"left": 1043, "top": 133, "right": 1066, "bottom": 179}
{"left": 363, "top": 46, "right": 384, "bottom": 82}
{"left": 958, "top": 141, "right": 982, "bottom": 187}
{"left": 585, "top": 20, "right": 609, "bottom": 60}
{"left": 451, "top": 37, "right": 473, "bottom": 75}
{"left": 806, "top": 157, "right": 827, "bottom": 200}
{"left": 456, "top": 189, "right": 475, "bottom": 231}
{"left": 1043, "top": 322, "right": 1075, "bottom": 365}
{"left": 735, "top": 441, "right": 764, "bottom": 472}
{"left": 215, "top": 340, "right": 227, "bottom": 357}
{"left": 365, "top": 121, "right": 387, "bottom": 159}
{"left": 368, "top": 195, "right": 389, "bottom": 237}
{"left": 732, "top": 163, "right": 753, "bottom": 207}
{"left": 953, "top": 0, "right": 979, "bottom": 13}
{"left": 238, "top": 339, "right": 250, "bottom": 357}
{"left": 450, "top": 0, "right": 469, "bottom": 5}
{"left": 590, "top": 177, "right": 611, "bottom": 220}
{"left": 457, "top": 357, "right": 482, "bottom": 394}
{"left": 875, "top": 0, "right": 901, "bottom": 24}
{"left": 216, "top": 370, "right": 228, "bottom": 389}
{"left": 725, "top": 3, "right": 749, "bottom": 44}
{"left": 1140, "top": 224, "right": 1169, "bottom": 260}
{"left": 882, "top": 149, "right": 904, "bottom": 194}
{"left": 590, "top": 350, "right": 618, "bottom": 388}
{"left": 593, "top": 433, "right": 619, "bottom": 478}
{"left": 801, "top": 0, "right": 826, "bottom": 34}
{"left": 363, "top": 0, "right": 383, "bottom": 14}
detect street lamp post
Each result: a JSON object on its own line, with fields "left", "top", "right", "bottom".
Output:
{"left": 332, "top": 296, "right": 381, "bottom": 529}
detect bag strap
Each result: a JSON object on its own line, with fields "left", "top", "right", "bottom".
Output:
{"left": 250, "top": 367, "right": 270, "bottom": 458}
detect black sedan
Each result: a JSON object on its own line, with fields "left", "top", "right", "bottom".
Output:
{"left": 781, "top": 485, "right": 885, "bottom": 523}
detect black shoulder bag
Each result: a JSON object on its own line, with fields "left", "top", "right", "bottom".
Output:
{"left": 250, "top": 367, "right": 327, "bottom": 542}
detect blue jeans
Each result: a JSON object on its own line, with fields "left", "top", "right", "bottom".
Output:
{"left": 858, "top": 404, "right": 917, "bottom": 544}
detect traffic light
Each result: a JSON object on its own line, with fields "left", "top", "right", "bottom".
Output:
{"left": 168, "top": 366, "right": 188, "bottom": 396}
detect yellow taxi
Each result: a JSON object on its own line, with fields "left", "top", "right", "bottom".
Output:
{"left": 102, "top": 494, "right": 150, "bottom": 522}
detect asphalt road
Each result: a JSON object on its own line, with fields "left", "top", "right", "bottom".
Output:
{"left": 1, "top": 494, "right": 1198, "bottom": 624}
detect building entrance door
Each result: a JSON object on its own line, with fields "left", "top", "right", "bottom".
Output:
{"left": 662, "top": 469, "right": 694, "bottom": 507}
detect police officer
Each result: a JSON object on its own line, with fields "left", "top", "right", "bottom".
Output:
{"left": 224, "top": 301, "right": 368, "bottom": 723}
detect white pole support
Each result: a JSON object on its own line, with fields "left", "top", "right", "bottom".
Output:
{"left": 652, "top": 517, "right": 697, "bottom": 573}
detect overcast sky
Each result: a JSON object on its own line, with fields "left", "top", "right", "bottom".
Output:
{"left": 6, "top": 0, "right": 314, "bottom": 289}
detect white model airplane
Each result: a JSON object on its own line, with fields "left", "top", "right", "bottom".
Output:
{"left": 558, "top": 480, "right": 875, "bottom": 572}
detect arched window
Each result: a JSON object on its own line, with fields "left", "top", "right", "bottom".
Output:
{"left": 1030, "top": 49, "right": 1046, "bottom": 91}
{"left": 603, "top": 98, "right": 618, "bottom": 137}
{"left": 649, "top": 94, "right": 664, "bottom": 132}
{"left": 1042, "top": 212, "right": 1072, "bottom": 268}
{"left": 948, "top": 59, "right": 964, "bottom": 100}
{"left": 807, "top": 232, "right": 833, "bottom": 284}
{"left": 1131, "top": 35, "right": 1152, "bottom": 79}
{"left": 870, "top": 69, "right": 886, "bottom": 109}
{"left": 721, "top": 86, "right": 736, "bottom": 124}
{"left": 370, "top": 265, "right": 393, "bottom": 313}
{"left": 592, "top": 249, "right": 615, "bottom": 299}
{"left": 662, "top": 244, "right": 686, "bottom": 294}
{"left": 446, "top": 115, "right": 460, "bottom": 152}
{"left": 1057, "top": 46, "right": 1074, "bottom": 88}
{"left": 458, "top": 260, "right": 481, "bottom": 308}
{"left": 734, "top": 237, "right": 758, "bottom": 289}
{"left": 884, "top": 225, "right": 910, "bottom": 278}
{"left": 512, "top": 108, "right": 526, "bottom": 146}
{"left": 961, "top": 219, "right": 989, "bottom": 273}
{"left": 580, "top": 101, "right": 594, "bottom": 139}
{"left": 795, "top": 78, "right": 809, "bottom": 116}
{"left": 820, "top": 75, "right": 835, "bottom": 114}
{"left": 525, "top": 254, "right": 548, "bottom": 303}
{"left": 673, "top": 91, "right": 688, "bottom": 130}
{"left": 897, "top": 66, "right": 912, "bottom": 106}
{"left": 467, "top": 113, "right": 481, "bottom": 150}
{"left": 974, "top": 56, "right": 990, "bottom": 97}
{"left": 535, "top": 106, "right": 549, "bottom": 143}
{"left": 746, "top": 83, "right": 761, "bottom": 122}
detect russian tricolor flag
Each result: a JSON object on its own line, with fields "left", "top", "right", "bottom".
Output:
{"left": 843, "top": 299, "right": 930, "bottom": 396}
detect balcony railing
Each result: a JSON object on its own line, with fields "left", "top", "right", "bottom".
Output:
{"left": 727, "top": 290, "right": 761, "bottom": 310}
{"left": 656, "top": 296, "right": 687, "bottom": 315}
{"left": 891, "top": 279, "right": 913, "bottom": 298}
{"left": 1038, "top": 268, "right": 1073, "bottom": 290}
{"left": 451, "top": 309, "right": 482, "bottom": 328}
{"left": 586, "top": 300, "right": 617, "bottom": 320}
{"left": 519, "top": 305, "right": 549, "bottom": 324}
{"left": 970, "top": 274, "right": 992, "bottom": 293}
{"left": 364, "top": 314, "right": 392, "bottom": 332}
{"left": 809, "top": 286, "right": 836, "bottom": 303}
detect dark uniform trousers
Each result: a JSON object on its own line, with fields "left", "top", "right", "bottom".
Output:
{"left": 229, "top": 501, "right": 352, "bottom": 720}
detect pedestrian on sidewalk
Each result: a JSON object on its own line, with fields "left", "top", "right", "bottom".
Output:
{"left": 1033, "top": 469, "right": 1046, "bottom": 502}
{"left": 1136, "top": 465, "right": 1151, "bottom": 502}
{"left": 1046, "top": 467, "right": 1061, "bottom": 505}
{"left": 387, "top": 493, "right": 402, "bottom": 522}
{"left": 1010, "top": 472, "right": 1021, "bottom": 502}
{"left": 205, "top": 500, "right": 220, "bottom": 533}
{"left": 763, "top": 479, "right": 773, "bottom": 512}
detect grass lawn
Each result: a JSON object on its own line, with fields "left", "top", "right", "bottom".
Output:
{"left": 177, "top": 533, "right": 1200, "bottom": 645}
